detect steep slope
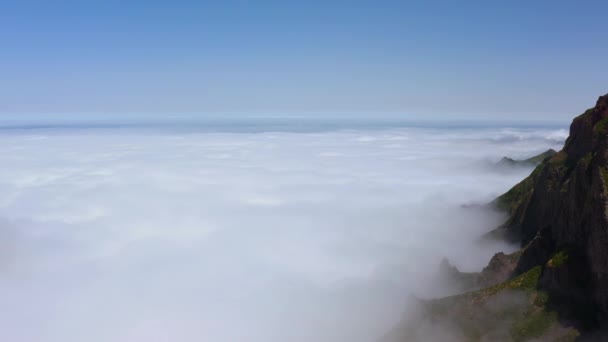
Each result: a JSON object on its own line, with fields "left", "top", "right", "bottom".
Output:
{"left": 499, "top": 94, "right": 608, "bottom": 330}
{"left": 388, "top": 94, "right": 608, "bottom": 341}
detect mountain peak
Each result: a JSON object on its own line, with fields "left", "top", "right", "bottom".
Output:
{"left": 563, "top": 94, "right": 608, "bottom": 164}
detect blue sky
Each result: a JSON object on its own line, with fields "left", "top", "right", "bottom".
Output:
{"left": 0, "top": 1, "right": 606, "bottom": 121}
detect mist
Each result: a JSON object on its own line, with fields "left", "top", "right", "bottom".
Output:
{"left": 0, "top": 124, "right": 566, "bottom": 342}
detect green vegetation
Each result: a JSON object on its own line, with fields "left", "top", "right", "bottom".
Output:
{"left": 511, "top": 309, "right": 558, "bottom": 342}
{"left": 494, "top": 170, "right": 538, "bottom": 214}
{"left": 594, "top": 117, "right": 608, "bottom": 134}
{"left": 549, "top": 151, "right": 568, "bottom": 166}
{"left": 573, "top": 107, "right": 595, "bottom": 121}
{"left": 499, "top": 150, "right": 557, "bottom": 168}
{"left": 548, "top": 250, "right": 569, "bottom": 268}
{"left": 406, "top": 266, "right": 580, "bottom": 341}
{"left": 601, "top": 167, "right": 608, "bottom": 191}
{"left": 493, "top": 149, "right": 567, "bottom": 214}
{"left": 523, "top": 149, "right": 557, "bottom": 165}
{"left": 510, "top": 266, "right": 541, "bottom": 290}
{"left": 582, "top": 152, "right": 593, "bottom": 165}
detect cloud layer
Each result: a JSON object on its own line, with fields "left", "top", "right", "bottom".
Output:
{"left": 0, "top": 125, "right": 566, "bottom": 342}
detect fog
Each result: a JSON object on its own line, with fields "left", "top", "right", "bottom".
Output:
{"left": 0, "top": 124, "right": 566, "bottom": 342}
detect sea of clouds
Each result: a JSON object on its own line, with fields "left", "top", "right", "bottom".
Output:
{"left": 0, "top": 124, "right": 567, "bottom": 342}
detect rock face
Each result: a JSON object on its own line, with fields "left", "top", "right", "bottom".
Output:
{"left": 387, "top": 95, "right": 608, "bottom": 341}
{"left": 496, "top": 94, "right": 608, "bottom": 329}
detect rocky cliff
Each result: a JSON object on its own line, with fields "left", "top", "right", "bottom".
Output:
{"left": 388, "top": 94, "right": 608, "bottom": 341}
{"left": 497, "top": 94, "right": 608, "bottom": 331}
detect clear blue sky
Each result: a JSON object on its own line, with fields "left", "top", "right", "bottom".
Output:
{"left": 0, "top": 1, "right": 606, "bottom": 121}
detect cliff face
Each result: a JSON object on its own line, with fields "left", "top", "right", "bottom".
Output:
{"left": 498, "top": 94, "right": 608, "bottom": 328}
{"left": 387, "top": 95, "right": 608, "bottom": 341}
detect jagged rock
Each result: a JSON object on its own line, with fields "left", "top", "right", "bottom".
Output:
{"left": 437, "top": 258, "right": 482, "bottom": 293}
{"left": 437, "top": 251, "right": 521, "bottom": 293}
{"left": 479, "top": 251, "right": 521, "bottom": 287}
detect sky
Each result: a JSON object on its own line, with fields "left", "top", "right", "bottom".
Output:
{"left": 0, "top": 0, "right": 606, "bottom": 121}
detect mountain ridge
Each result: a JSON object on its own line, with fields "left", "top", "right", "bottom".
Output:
{"left": 387, "top": 94, "right": 608, "bottom": 341}
{"left": 497, "top": 149, "right": 558, "bottom": 168}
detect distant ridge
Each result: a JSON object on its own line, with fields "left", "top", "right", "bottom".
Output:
{"left": 497, "top": 149, "right": 557, "bottom": 168}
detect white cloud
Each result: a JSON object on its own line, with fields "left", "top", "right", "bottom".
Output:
{"left": 0, "top": 126, "right": 565, "bottom": 342}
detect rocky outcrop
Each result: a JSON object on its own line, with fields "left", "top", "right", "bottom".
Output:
{"left": 437, "top": 252, "right": 521, "bottom": 293}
